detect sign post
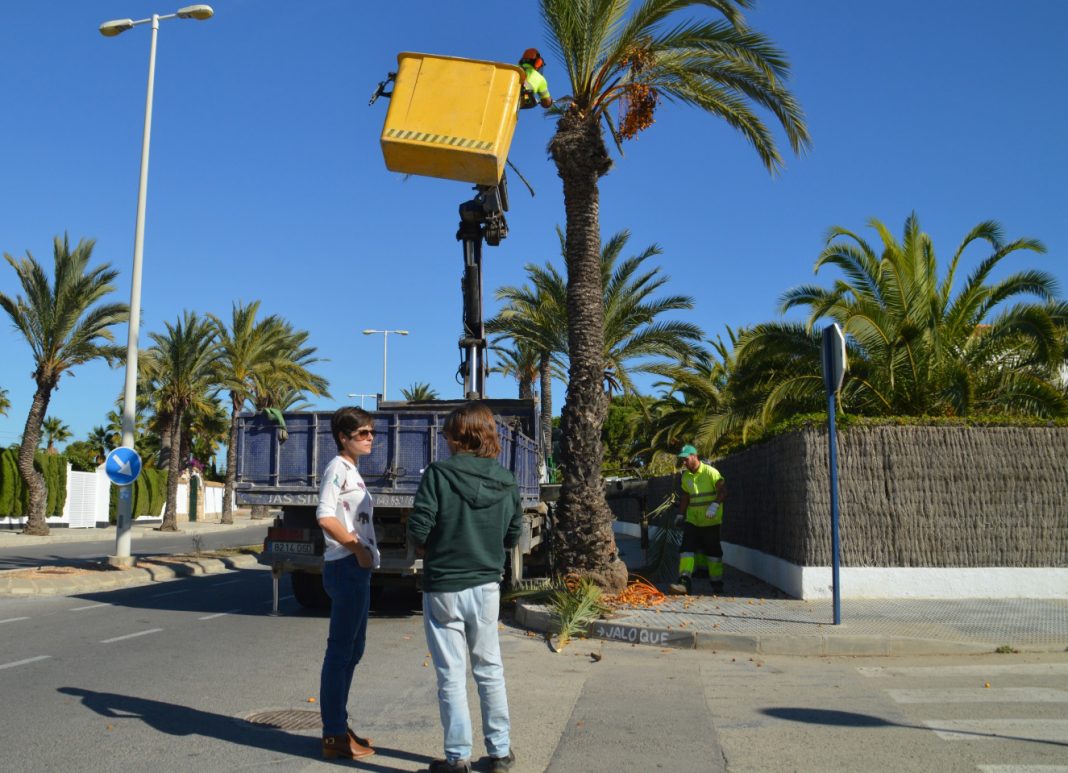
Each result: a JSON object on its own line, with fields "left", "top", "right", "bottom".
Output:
{"left": 820, "top": 323, "right": 846, "bottom": 625}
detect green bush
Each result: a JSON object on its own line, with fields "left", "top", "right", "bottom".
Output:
{"left": 0, "top": 449, "right": 68, "bottom": 518}
{"left": 108, "top": 467, "right": 168, "bottom": 523}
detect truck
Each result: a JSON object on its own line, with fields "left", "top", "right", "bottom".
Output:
{"left": 234, "top": 398, "right": 552, "bottom": 611}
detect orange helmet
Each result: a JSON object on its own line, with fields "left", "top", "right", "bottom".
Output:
{"left": 519, "top": 48, "right": 544, "bottom": 70}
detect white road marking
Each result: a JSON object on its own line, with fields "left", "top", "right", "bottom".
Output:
{"left": 888, "top": 688, "right": 1068, "bottom": 704}
{"left": 0, "top": 655, "right": 51, "bottom": 670}
{"left": 199, "top": 608, "right": 242, "bottom": 620}
{"left": 924, "top": 719, "right": 1068, "bottom": 743}
{"left": 150, "top": 589, "right": 190, "bottom": 598}
{"left": 0, "top": 617, "right": 29, "bottom": 624}
{"left": 69, "top": 603, "right": 110, "bottom": 612}
{"left": 212, "top": 580, "right": 241, "bottom": 587}
{"left": 859, "top": 664, "right": 1068, "bottom": 678}
{"left": 100, "top": 628, "right": 163, "bottom": 644}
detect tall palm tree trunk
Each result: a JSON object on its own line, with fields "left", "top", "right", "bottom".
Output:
{"left": 221, "top": 394, "right": 240, "bottom": 525}
{"left": 549, "top": 114, "right": 628, "bottom": 592}
{"left": 161, "top": 411, "right": 184, "bottom": 531}
{"left": 17, "top": 382, "right": 52, "bottom": 535}
{"left": 539, "top": 353, "right": 553, "bottom": 472}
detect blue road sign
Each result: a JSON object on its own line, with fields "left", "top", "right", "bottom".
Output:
{"left": 105, "top": 446, "right": 143, "bottom": 487}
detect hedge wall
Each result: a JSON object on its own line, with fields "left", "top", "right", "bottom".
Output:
{"left": 716, "top": 424, "right": 1068, "bottom": 568}
{"left": 0, "top": 449, "right": 68, "bottom": 517}
{"left": 108, "top": 467, "right": 168, "bottom": 523}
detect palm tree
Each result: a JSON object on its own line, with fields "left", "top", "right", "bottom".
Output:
{"left": 41, "top": 417, "right": 72, "bottom": 454}
{"left": 488, "top": 258, "right": 568, "bottom": 467}
{"left": 539, "top": 0, "right": 809, "bottom": 589}
{"left": 738, "top": 214, "right": 1066, "bottom": 422}
{"left": 0, "top": 234, "right": 127, "bottom": 534}
{"left": 88, "top": 425, "right": 115, "bottom": 464}
{"left": 401, "top": 382, "right": 440, "bottom": 401}
{"left": 209, "top": 302, "right": 303, "bottom": 524}
{"left": 245, "top": 324, "right": 329, "bottom": 520}
{"left": 489, "top": 342, "right": 540, "bottom": 400}
{"left": 144, "top": 312, "right": 219, "bottom": 531}
{"left": 0, "top": 388, "right": 9, "bottom": 417}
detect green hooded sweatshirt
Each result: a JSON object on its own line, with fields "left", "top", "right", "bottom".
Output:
{"left": 407, "top": 452, "right": 523, "bottom": 593}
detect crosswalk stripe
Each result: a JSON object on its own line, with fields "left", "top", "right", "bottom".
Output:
{"left": 859, "top": 664, "right": 1068, "bottom": 678}
{"left": 924, "top": 719, "right": 1068, "bottom": 743}
{"left": 888, "top": 688, "right": 1068, "bottom": 703}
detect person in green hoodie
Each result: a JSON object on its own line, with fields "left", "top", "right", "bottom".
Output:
{"left": 408, "top": 402, "right": 522, "bottom": 773}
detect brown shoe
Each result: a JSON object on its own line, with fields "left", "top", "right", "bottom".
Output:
{"left": 347, "top": 727, "right": 374, "bottom": 749}
{"left": 322, "top": 732, "right": 374, "bottom": 760}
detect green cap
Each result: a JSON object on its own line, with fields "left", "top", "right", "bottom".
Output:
{"left": 678, "top": 444, "right": 698, "bottom": 458}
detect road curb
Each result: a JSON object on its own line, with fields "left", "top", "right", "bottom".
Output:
{"left": 514, "top": 600, "right": 1020, "bottom": 657}
{"left": 0, "top": 553, "right": 262, "bottom": 597}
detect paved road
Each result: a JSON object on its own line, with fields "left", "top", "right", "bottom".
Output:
{"left": 2, "top": 564, "right": 1066, "bottom": 772}
{"left": 0, "top": 524, "right": 268, "bottom": 570}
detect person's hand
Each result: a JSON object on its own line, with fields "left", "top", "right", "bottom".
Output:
{"left": 351, "top": 535, "right": 374, "bottom": 568}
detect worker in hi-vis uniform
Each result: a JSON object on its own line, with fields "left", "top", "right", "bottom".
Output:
{"left": 669, "top": 444, "right": 726, "bottom": 596}
{"left": 518, "top": 48, "right": 552, "bottom": 109}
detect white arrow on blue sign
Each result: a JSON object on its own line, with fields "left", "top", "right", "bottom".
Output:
{"left": 104, "top": 446, "right": 143, "bottom": 487}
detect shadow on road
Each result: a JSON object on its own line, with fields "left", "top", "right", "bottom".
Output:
{"left": 57, "top": 686, "right": 434, "bottom": 771}
{"left": 762, "top": 707, "right": 1068, "bottom": 747}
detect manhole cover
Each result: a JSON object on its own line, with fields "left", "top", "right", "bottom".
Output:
{"left": 243, "top": 709, "right": 321, "bottom": 731}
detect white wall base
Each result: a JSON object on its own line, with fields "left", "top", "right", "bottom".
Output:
{"left": 724, "top": 542, "right": 1068, "bottom": 600}
{"left": 612, "top": 522, "right": 1068, "bottom": 600}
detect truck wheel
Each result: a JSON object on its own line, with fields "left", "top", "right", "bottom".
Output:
{"left": 291, "top": 570, "right": 331, "bottom": 610}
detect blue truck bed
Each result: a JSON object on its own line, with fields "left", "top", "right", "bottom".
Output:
{"left": 234, "top": 399, "right": 541, "bottom": 508}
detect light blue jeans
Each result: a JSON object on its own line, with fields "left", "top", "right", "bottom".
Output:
{"left": 423, "top": 582, "right": 511, "bottom": 763}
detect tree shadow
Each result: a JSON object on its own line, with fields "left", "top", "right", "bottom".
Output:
{"left": 762, "top": 707, "right": 1068, "bottom": 747}
{"left": 57, "top": 687, "right": 434, "bottom": 770}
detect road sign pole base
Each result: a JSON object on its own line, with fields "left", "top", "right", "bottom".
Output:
{"left": 106, "top": 555, "right": 136, "bottom": 570}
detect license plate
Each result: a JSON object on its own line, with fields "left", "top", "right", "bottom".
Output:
{"left": 270, "top": 541, "right": 316, "bottom": 555}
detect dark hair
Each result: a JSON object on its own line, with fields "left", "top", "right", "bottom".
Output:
{"left": 443, "top": 402, "right": 500, "bottom": 459}
{"left": 331, "top": 406, "right": 374, "bottom": 451}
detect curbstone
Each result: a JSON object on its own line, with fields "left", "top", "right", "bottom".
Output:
{"left": 0, "top": 552, "right": 261, "bottom": 597}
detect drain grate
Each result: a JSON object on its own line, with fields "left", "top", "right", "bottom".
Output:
{"left": 243, "top": 709, "right": 322, "bottom": 731}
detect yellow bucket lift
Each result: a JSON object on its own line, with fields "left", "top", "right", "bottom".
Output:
{"left": 378, "top": 52, "right": 525, "bottom": 187}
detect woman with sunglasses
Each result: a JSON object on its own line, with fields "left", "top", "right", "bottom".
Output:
{"left": 316, "top": 406, "right": 380, "bottom": 760}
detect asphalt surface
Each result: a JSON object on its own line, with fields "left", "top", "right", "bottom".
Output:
{"left": 2, "top": 517, "right": 1066, "bottom": 657}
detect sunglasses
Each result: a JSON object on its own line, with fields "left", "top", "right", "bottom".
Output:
{"left": 347, "top": 428, "right": 376, "bottom": 440}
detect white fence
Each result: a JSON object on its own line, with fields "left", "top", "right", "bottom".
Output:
{"left": 0, "top": 465, "right": 232, "bottom": 528}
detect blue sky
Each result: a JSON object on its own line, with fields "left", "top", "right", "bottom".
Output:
{"left": 2, "top": 0, "right": 1066, "bottom": 453}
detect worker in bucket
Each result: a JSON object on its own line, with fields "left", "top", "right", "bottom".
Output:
{"left": 518, "top": 48, "right": 552, "bottom": 109}
{"left": 669, "top": 444, "right": 727, "bottom": 596}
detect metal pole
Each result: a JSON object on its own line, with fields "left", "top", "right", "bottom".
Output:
{"left": 381, "top": 331, "right": 388, "bottom": 401}
{"left": 828, "top": 391, "right": 841, "bottom": 625}
{"left": 111, "top": 14, "right": 159, "bottom": 567}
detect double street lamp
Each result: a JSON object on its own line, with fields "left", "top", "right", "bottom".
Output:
{"left": 362, "top": 329, "right": 409, "bottom": 402}
{"left": 101, "top": 5, "right": 214, "bottom": 566}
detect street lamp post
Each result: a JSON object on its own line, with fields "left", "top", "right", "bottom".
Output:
{"left": 101, "top": 5, "right": 214, "bottom": 567}
{"left": 346, "top": 393, "right": 380, "bottom": 409}
{"left": 362, "top": 329, "right": 408, "bottom": 402}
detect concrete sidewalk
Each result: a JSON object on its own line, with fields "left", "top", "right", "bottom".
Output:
{"left": 0, "top": 512, "right": 268, "bottom": 596}
{"left": 515, "top": 534, "right": 1068, "bottom": 657}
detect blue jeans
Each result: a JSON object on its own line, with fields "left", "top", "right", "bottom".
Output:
{"left": 423, "top": 582, "right": 511, "bottom": 762}
{"left": 320, "top": 554, "right": 371, "bottom": 736}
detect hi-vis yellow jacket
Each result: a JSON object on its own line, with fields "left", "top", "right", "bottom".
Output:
{"left": 681, "top": 462, "right": 724, "bottom": 527}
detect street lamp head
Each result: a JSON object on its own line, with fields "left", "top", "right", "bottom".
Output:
{"left": 362, "top": 329, "right": 376, "bottom": 335}
{"left": 99, "top": 18, "right": 135, "bottom": 36}
{"left": 176, "top": 4, "right": 214, "bottom": 20}
{"left": 396, "top": 330, "right": 410, "bottom": 336}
